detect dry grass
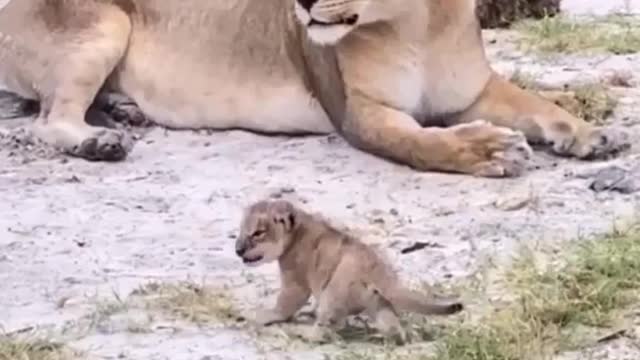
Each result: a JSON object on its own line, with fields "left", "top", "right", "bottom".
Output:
{"left": 569, "top": 85, "right": 618, "bottom": 124}
{"left": 329, "top": 224, "right": 640, "bottom": 360}
{"left": 0, "top": 337, "right": 79, "bottom": 360}
{"left": 75, "top": 281, "right": 241, "bottom": 336}
{"left": 509, "top": 70, "right": 618, "bottom": 124}
{"left": 538, "top": 85, "right": 618, "bottom": 124}
{"left": 92, "top": 297, "right": 129, "bottom": 321}
{"left": 509, "top": 70, "right": 539, "bottom": 90}
{"left": 433, "top": 224, "right": 640, "bottom": 360}
{"left": 514, "top": 15, "right": 640, "bottom": 54}
{"left": 132, "top": 281, "right": 242, "bottom": 325}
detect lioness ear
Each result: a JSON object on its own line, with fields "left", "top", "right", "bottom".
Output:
{"left": 270, "top": 201, "right": 296, "bottom": 232}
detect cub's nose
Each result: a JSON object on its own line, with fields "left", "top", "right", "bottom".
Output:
{"left": 297, "top": 0, "right": 318, "bottom": 11}
{"left": 235, "top": 243, "right": 247, "bottom": 257}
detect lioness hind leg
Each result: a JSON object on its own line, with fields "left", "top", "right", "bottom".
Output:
{"left": 92, "top": 91, "right": 152, "bottom": 128}
{"left": 32, "top": 6, "right": 135, "bottom": 162}
{"left": 453, "top": 72, "right": 630, "bottom": 159}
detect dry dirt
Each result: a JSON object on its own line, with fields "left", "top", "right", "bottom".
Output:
{"left": 1, "top": 1, "right": 640, "bottom": 359}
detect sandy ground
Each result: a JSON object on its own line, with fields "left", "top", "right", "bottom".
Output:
{"left": 1, "top": 1, "right": 640, "bottom": 359}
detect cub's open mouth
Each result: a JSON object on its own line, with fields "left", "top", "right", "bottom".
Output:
{"left": 242, "top": 256, "right": 263, "bottom": 264}
{"left": 308, "top": 14, "right": 359, "bottom": 27}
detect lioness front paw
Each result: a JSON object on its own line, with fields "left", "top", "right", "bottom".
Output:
{"left": 452, "top": 120, "right": 533, "bottom": 178}
{"left": 69, "top": 129, "right": 133, "bottom": 162}
{"left": 552, "top": 125, "right": 631, "bottom": 160}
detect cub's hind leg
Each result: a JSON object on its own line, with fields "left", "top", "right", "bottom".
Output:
{"left": 303, "top": 290, "right": 349, "bottom": 344}
{"left": 362, "top": 286, "right": 406, "bottom": 345}
{"left": 29, "top": 4, "right": 135, "bottom": 161}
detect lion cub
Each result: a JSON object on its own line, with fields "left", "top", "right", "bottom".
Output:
{"left": 235, "top": 199, "right": 463, "bottom": 343}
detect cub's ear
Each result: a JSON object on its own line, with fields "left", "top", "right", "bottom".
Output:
{"left": 270, "top": 200, "right": 296, "bottom": 231}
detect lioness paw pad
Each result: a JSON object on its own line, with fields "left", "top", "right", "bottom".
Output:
{"left": 70, "top": 129, "right": 133, "bottom": 162}
{"left": 455, "top": 124, "right": 532, "bottom": 178}
{"left": 550, "top": 125, "right": 630, "bottom": 160}
{"left": 578, "top": 126, "right": 631, "bottom": 160}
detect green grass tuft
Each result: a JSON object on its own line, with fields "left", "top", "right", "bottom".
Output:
{"left": 515, "top": 15, "right": 640, "bottom": 54}
{"left": 433, "top": 225, "right": 640, "bottom": 360}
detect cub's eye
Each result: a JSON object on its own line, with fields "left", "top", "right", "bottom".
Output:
{"left": 344, "top": 14, "right": 358, "bottom": 25}
{"left": 251, "top": 230, "right": 266, "bottom": 238}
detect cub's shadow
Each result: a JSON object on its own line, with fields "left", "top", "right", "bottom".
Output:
{"left": 250, "top": 310, "right": 444, "bottom": 347}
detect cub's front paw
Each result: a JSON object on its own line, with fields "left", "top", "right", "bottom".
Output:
{"left": 254, "top": 309, "right": 288, "bottom": 327}
{"left": 452, "top": 120, "right": 533, "bottom": 178}
{"left": 298, "top": 324, "right": 339, "bottom": 344}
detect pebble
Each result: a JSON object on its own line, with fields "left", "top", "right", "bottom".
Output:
{"left": 589, "top": 166, "right": 638, "bottom": 194}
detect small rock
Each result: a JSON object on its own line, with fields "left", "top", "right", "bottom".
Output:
{"left": 73, "top": 239, "right": 87, "bottom": 248}
{"left": 589, "top": 166, "right": 638, "bottom": 194}
{"left": 547, "top": 200, "right": 565, "bottom": 208}
{"left": 63, "top": 277, "right": 82, "bottom": 284}
{"left": 600, "top": 69, "right": 633, "bottom": 88}
{"left": 494, "top": 194, "right": 531, "bottom": 211}
{"left": 269, "top": 186, "right": 296, "bottom": 199}
{"left": 433, "top": 207, "right": 454, "bottom": 217}
{"left": 65, "top": 175, "right": 82, "bottom": 183}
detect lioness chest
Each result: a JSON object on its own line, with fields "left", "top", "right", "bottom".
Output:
{"left": 336, "top": 16, "right": 491, "bottom": 124}
{"left": 110, "top": 0, "right": 334, "bottom": 134}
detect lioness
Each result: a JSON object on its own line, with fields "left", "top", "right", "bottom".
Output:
{"left": 236, "top": 199, "right": 463, "bottom": 343}
{"left": 0, "top": 0, "right": 628, "bottom": 176}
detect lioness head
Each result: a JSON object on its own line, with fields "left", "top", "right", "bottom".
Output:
{"left": 293, "top": 0, "right": 405, "bottom": 45}
{"left": 235, "top": 200, "right": 298, "bottom": 266}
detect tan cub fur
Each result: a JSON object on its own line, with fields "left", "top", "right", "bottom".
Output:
{"left": 0, "top": 0, "right": 628, "bottom": 174}
{"left": 235, "top": 199, "right": 463, "bottom": 343}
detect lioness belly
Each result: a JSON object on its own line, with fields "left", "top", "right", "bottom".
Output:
{"left": 118, "top": 69, "right": 334, "bottom": 134}
{"left": 111, "top": 0, "right": 334, "bottom": 134}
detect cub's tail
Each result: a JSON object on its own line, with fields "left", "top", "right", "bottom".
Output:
{"left": 0, "top": 90, "right": 40, "bottom": 119}
{"left": 386, "top": 286, "right": 464, "bottom": 315}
